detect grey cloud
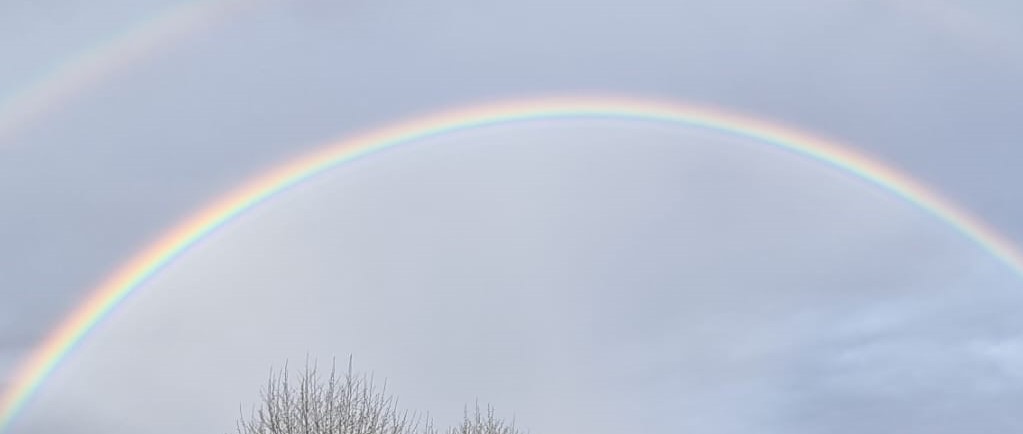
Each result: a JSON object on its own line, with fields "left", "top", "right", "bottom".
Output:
{"left": 2, "top": 0, "right": 1023, "bottom": 433}
{"left": 770, "top": 268, "right": 1023, "bottom": 432}
{"left": 15, "top": 124, "right": 1020, "bottom": 433}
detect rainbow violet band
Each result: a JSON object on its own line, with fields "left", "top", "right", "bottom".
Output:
{"left": 3, "top": 95, "right": 1023, "bottom": 431}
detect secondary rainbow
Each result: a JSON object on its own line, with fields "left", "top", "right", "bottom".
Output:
{"left": 0, "top": 0, "right": 249, "bottom": 146}
{"left": 0, "top": 0, "right": 1014, "bottom": 148}
{"left": 3, "top": 95, "right": 1023, "bottom": 431}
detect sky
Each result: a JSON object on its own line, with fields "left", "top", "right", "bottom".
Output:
{"left": 1, "top": 0, "right": 1023, "bottom": 432}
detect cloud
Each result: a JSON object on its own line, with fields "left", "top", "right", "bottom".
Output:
{"left": 3, "top": 0, "right": 1023, "bottom": 433}
{"left": 14, "top": 121, "right": 1014, "bottom": 433}
{"left": 773, "top": 271, "right": 1023, "bottom": 433}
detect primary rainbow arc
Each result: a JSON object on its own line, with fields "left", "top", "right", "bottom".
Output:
{"left": 3, "top": 95, "right": 1023, "bottom": 432}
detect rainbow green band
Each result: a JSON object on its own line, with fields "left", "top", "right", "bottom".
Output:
{"left": 3, "top": 95, "right": 1022, "bottom": 432}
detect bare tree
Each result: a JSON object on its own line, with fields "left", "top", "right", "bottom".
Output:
{"left": 235, "top": 357, "right": 433, "bottom": 434}
{"left": 234, "top": 358, "right": 525, "bottom": 434}
{"left": 450, "top": 403, "right": 522, "bottom": 434}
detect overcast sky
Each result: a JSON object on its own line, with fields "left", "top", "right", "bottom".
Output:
{"left": 2, "top": 0, "right": 1023, "bottom": 433}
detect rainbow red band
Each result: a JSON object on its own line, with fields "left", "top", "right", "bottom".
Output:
{"left": 3, "top": 95, "right": 1023, "bottom": 432}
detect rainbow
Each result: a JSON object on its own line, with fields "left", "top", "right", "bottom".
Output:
{"left": 2, "top": 96, "right": 1023, "bottom": 431}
